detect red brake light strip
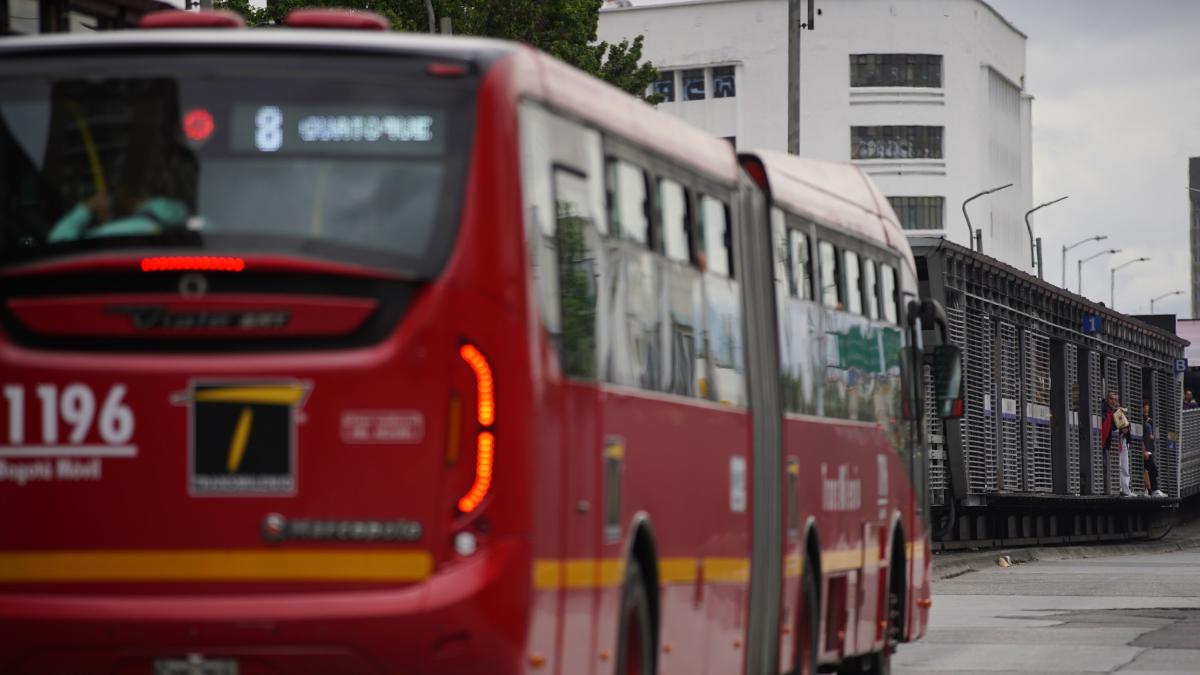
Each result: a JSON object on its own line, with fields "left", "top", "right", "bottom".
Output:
{"left": 458, "top": 344, "right": 496, "bottom": 513}
{"left": 141, "top": 256, "right": 245, "bottom": 272}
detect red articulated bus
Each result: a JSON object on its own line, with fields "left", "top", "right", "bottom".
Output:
{"left": 0, "top": 11, "right": 960, "bottom": 675}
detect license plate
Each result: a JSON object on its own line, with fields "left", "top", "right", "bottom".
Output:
{"left": 154, "top": 657, "right": 238, "bottom": 675}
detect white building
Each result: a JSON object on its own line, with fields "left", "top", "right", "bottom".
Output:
{"left": 599, "top": 0, "right": 1034, "bottom": 270}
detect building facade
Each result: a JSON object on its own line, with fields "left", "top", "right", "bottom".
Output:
{"left": 598, "top": 0, "right": 1034, "bottom": 269}
{"left": 3, "top": 0, "right": 172, "bottom": 35}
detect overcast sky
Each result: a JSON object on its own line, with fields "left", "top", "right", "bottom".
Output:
{"left": 622, "top": 0, "right": 1200, "bottom": 318}
{"left": 988, "top": 0, "right": 1200, "bottom": 317}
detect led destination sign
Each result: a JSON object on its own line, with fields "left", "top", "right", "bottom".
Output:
{"left": 231, "top": 104, "right": 446, "bottom": 156}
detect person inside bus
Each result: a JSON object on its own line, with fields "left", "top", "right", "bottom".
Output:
{"left": 1101, "top": 390, "right": 1132, "bottom": 497}
{"left": 1142, "top": 399, "right": 1168, "bottom": 498}
{"left": 47, "top": 186, "right": 188, "bottom": 243}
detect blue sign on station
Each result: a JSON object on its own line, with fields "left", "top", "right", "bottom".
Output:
{"left": 1175, "top": 358, "right": 1189, "bottom": 374}
{"left": 1082, "top": 314, "right": 1102, "bottom": 335}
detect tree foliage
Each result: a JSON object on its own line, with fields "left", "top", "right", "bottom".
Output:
{"left": 214, "top": 0, "right": 661, "bottom": 100}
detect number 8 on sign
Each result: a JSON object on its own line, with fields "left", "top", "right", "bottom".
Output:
{"left": 255, "top": 106, "right": 283, "bottom": 153}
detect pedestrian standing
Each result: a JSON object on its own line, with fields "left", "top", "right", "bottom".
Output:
{"left": 1183, "top": 389, "right": 1198, "bottom": 410}
{"left": 1100, "top": 391, "right": 1132, "bottom": 497}
{"left": 1142, "top": 400, "right": 1167, "bottom": 497}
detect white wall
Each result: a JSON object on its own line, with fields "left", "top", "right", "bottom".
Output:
{"left": 598, "top": 0, "right": 1034, "bottom": 270}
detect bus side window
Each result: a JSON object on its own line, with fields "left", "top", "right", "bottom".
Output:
{"left": 658, "top": 178, "right": 691, "bottom": 263}
{"left": 553, "top": 167, "right": 600, "bottom": 379}
{"left": 772, "top": 208, "right": 789, "bottom": 292}
{"left": 843, "top": 249, "right": 862, "bottom": 315}
{"left": 699, "top": 194, "right": 731, "bottom": 277}
{"left": 863, "top": 258, "right": 880, "bottom": 320}
{"left": 880, "top": 263, "right": 898, "bottom": 324}
{"left": 607, "top": 159, "right": 650, "bottom": 245}
{"left": 787, "top": 227, "right": 813, "bottom": 300}
{"left": 818, "top": 240, "right": 841, "bottom": 309}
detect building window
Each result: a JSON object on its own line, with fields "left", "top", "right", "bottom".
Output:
{"left": 682, "top": 69, "right": 705, "bottom": 101}
{"left": 713, "top": 65, "right": 736, "bottom": 98}
{"left": 887, "top": 196, "right": 945, "bottom": 230}
{"left": 650, "top": 71, "right": 675, "bottom": 102}
{"left": 850, "top": 54, "right": 942, "bottom": 88}
{"left": 851, "top": 126, "right": 943, "bottom": 160}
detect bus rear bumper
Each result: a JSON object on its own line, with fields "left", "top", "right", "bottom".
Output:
{"left": 0, "top": 541, "right": 528, "bottom": 675}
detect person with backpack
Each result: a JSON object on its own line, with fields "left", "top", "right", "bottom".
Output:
{"left": 1100, "top": 390, "right": 1132, "bottom": 497}
{"left": 1142, "top": 399, "right": 1168, "bottom": 497}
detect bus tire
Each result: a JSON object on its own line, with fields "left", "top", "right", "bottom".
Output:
{"left": 797, "top": 557, "right": 819, "bottom": 675}
{"left": 616, "top": 562, "right": 655, "bottom": 675}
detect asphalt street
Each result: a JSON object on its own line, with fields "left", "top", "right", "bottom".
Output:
{"left": 894, "top": 547, "right": 1200, "bottom": 674}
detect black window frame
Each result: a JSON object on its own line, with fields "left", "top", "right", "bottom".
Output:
{"left": 851, "top": 126, "right": 944, "bottom": 160}
{"left": 713, "top": 65, "right": 736, "bottom": 99}
{"left": 682, "top": 68, "right": 706, "bottom": 101}
{"left": 887, "top": 196, "right": 945, "bottom": 231}
{"left": 650, "top": 70, "right": 675, "bottom": 102}
{"left": 850, "top": 53, "right": 942, "bottom": 88}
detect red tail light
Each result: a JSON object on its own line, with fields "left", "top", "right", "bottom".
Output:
{"left": 284, "top": 8, "right": 389, "bottom": 31}
{"left": 140, "top": 9, "right": 245, "bottom": 29}
{"left": 740, "top": 156, "right": 770, "bottom": 193}
{"left": 140, "top": 256, "right": 245, "bottom": 272}
{"left": 458, "top": 344, "right": 496, "bottom": 513}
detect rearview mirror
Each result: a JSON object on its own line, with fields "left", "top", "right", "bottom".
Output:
{"left": 931, "top": 344, "right": 963, "bottom": 419}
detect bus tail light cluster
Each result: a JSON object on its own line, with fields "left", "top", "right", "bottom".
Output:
{"left": 457, "top": 344, "right": 495, "bottom": 514}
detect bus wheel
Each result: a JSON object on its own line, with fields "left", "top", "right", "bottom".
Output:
{"left": 797, "top": 558, "right": 819, "bottom": 675}
{"left": 616, "top": 562, "right": 655, "bottom": 675}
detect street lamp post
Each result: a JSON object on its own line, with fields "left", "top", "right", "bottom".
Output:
{"left": 1150, "top": 290, "right": 1184, "bottom": 313}
{"left": 1062, "top": 235, "right": 1108, "bottom": 288}
{"left": 1079, "top": 248, "right": 1120, "bottom": 297}
{"left": 424, "top": 0, "right": 436, "bottom": 32}
{"left": 1110, "top": 257, "right": 1150, "bottom": 309}
{"left": 1024, "top": 195, "right": 1069, "bottom": 279}
{"left": 961, "top": 183, "right": 1013, "bottom": 253}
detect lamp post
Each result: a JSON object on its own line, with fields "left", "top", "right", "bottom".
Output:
{"left": 424, "top": 0, "right": 436, "bottom": 32}
{"left": 1062, "top": 235, "right": 1107, "bottom": 288}
{"left": 1150, "top": 290, "right": 1184, "bottom": 313}
{"left": 961, "top": 183, "right": 1013, "bottom": 253}
{"left": 1024, "top": 195, "right": 1068, "bottom": 279}
{"left": 1110, "top": 257, "right": 1150, "bottom": 309}
{"left": 1079, "top": 248, "right": 1120, "bottom": 297}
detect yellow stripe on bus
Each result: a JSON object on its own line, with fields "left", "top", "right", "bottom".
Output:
{"left": 191, "top": 385, "right": 307, "bottom": 406}
{"left": 532, "top": 542, "right": 919, "bottom": 590}
{"left": 658, "top": 558, "right": 698, "bottom": 584}
{"left": 702, "top": 557, "right": 751, "bottom": 583}
{"left": 0, "top": 550, "right": 432, "bottom": 583}
{"left": 821, "top": 549, "right": 863, "bottom": 573}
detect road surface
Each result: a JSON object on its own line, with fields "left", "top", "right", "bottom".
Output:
{"left": 894, "top": 547, "right": 1200, "bottom": 674}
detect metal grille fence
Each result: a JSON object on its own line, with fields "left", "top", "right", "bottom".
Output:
{"left": 1022, "top": 330, "right": 1052, "bottom": 493}
{"left": 925, "top": 307, "right": 968, "bottom": 505}
{"left": 1122, "top": 363, "right": 1144, "bottom": 495}
{"left": 998, "top": 322, "right": 1022, "bottom": 492}
{"left": 1087, "top": 351, "right": 1104, "bottom": 495}
{"left": 1154, "top": 371, "right": 1181, "bottom": 497}
{"left": 924, "top": 361, "right": 945, "bottom": 506}
{"left": 1065, "top": 342, "right": 1081, "bottom": 496}
{"left": 963, "top": 310, "right": 996, "bottom": 495}
{"left": 1183, "top": 408, "right": 1200, "bottom": 498}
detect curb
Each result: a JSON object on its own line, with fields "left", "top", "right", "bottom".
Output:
{"left": 931, "top": 534, "right": 1200, "bottom": 581}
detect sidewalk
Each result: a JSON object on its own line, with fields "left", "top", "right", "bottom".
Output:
{"left": 931, "top": 512, "right": 1200, "bottom": 580}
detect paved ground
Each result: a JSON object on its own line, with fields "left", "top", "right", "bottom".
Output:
{"left": 894, "top": 546, "right": 1200, "bottom": 673}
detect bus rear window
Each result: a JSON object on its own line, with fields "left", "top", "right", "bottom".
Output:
{"left": 0, "top": 53, "right": 476, "bottom": 275}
